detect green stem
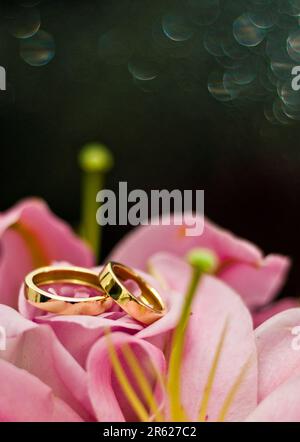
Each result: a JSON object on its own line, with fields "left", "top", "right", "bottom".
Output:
{"left": 167, "top": 248, "right": 218, "bottom": 421}
{"left": 78, "top": 143, "right": 113, "bottom": 262}
{"left": 167, "top": 266, "right": 202, "bottom": 421}
{"left": 80, "top": 171, "right": 104, "bottom": 261}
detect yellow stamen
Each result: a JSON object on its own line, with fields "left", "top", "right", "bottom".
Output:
{"left": 198, "top": 319, "right": 229, "bottom": 422}
{"left": 121, "top": 343, "right": 164, "bottom": 422}
{"left": 106, "top": 335, "right": 150, "bottom": 422}
{"left": 167, "top": 267, "right": 202, "bottom": 421}
{"left": 12, "top": 222, "right": 50, "bottom": 267}
{"left": 217, "top": 355, "right": 254, "bottom": 422}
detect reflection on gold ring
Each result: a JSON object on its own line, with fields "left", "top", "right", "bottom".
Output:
{"left": 99, "top": 261, "right": 166, "bottom": 325}
{"left": 24, "top": 266, "right": 113, "bottom": 315}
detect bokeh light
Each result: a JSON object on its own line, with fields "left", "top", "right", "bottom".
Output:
{"left": 6, "top": 6, "right": 40, "bottom": 39}
{"left": 20, "top": 30, "right": 55, "bottom": 66}
{"left": 162, "top": 13, "right": 194, "bottom": 42}
{"left": 233, "top": 14, "right": 266, "bottom": 47}
{"left": 128, "top": 57, "right": 160, "bottom": 81}
{"left": 204, "top": 0, "right": 300, "bottom": 125}
{"left": 208, "top": 70, "right": 233, "bottom": 101}
{"left": 94, "top": 0, "right": 300, "bottom": 125}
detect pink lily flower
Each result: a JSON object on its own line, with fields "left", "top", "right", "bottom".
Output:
{"left": 0, "top": 203, "right": 298, "bottom": 421}
{"left": 1, "top": 267, "right": 260, "bottom": 422}
{"left": 109, "top": 213, "right": 294, "bottom": 322}
{"left": 89, "top": 273, "right": 258, "bottom": 422}
{"left": 0, "top": 199, "right": 94, "bottom": 309}
{"left": 2, "top": 254, "right": 300, "bottom": 421}
{"left": 86, "top": 277, "right": 300, "bottom": 422}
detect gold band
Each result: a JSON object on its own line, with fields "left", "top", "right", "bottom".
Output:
{"left": 25, "top": 266, "right": 112, "bottom": 315}
{"left": 99, "top": 262, "right": 166, "bottom": 325}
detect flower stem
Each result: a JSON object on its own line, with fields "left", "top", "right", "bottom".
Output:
{"left": 167, "top": 249, "right": 218, "bottom": 421}
{"left": 78, "top": 142, "right": 113, "bottom": 262}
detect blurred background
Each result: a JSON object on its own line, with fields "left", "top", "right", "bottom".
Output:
{"left": 0, "top": 0, "right": 299, "bottom": 297}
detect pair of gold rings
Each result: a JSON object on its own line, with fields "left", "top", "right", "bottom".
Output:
{"left": 24, "top": 262, "right": 166, "bottom": 325}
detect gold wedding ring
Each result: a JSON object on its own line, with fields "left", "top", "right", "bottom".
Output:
{"left": 99, "top": 262, "right": 166, "bottom": 325}
{"left": 24, "top": 266, "right": 113, "bottom": 315}
{"left": 24, "top": 262, "right": 166, "bottom": 323}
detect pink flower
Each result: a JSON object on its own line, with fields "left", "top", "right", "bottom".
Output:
{"left": 109, "top": 213, "right": 292, "bottom": 322}
{"left": 1, "top": 268, "right": 260, "bottom": 422}
{"left": 2, "top": 261, "right": 299, "bottom": 422}
{"left": 246, "top": 308, "right": 300, "bottom": 421}
{"left": 0, "top": 206, "right": 299, "bottom": 422}
{"left": 0, "top": 262, "right": 298, "bottom": 422}
{"left": 0, "top": 199, "right": 94, "bottom": 309}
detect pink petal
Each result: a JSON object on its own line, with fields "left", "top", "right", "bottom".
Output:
{"left": 219, "top": 255, "right": 290, "bottom": 308}
{"left": 109, "top": 214, "right": 290, "bottom": 308}
{"left": 253, "top": 298, "right": 299, "bottom": 328}
{"left": 109, "top": 213, "right": 261, "bottom": 268}
{"left": 0, "top": 229, "right": 34, "bottom": 308}
{"left": 136, "top": 290, "right": 183, "bottom": 351}
{"left": 87, "top": 332, "right": 166, "bottom": 422}
{"left": 0, "top": 359, "right": 82, "bottom": 422}
{"left": 255, "top": 308, "right": 300, "bottom": 402}
{"left": 0, "top": 198, "right": 94, "bottom": 308}
{"left": 246, "top": 375, "right": 300, "bottom": 422}
{"left": 0, "top": 307, "right": 93, "bottom": 420}
{"left": 180, "top": 275, "right": 257, "bottom": 422}
{"left": 148, "top": 252, "right": 191, "bottom": 294}
{"left": 149, "top": 250, "right": 289, "bottom": 310}
{"left": 0, "top": 304, "right": 37, "bottom": 335}
{"left": 35, "top": 313, "right": 143, "bottom": 367}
